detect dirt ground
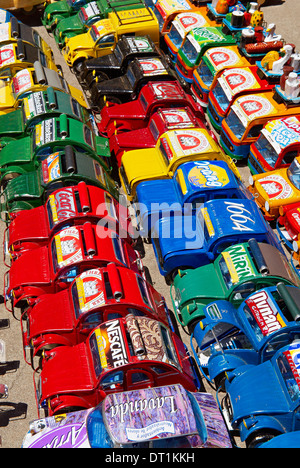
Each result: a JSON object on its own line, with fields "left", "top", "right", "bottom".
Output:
{"left": 0, "top": 0, "right": 298, "bottom": 449}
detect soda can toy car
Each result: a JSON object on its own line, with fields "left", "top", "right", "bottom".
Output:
{"left": 109, "top": 106, "right": 207, "bottom": 165}
{"left": 0, "top": 62, "right": 87, "bottom": 117}
{"left": 164, "top": 10, "right": 217, "bottom": 63}
{"left": 171, "top": 240, "right": 300, "bottom": 332}
{"left": 0, "top": 39, "right": 58, "bottom": 77}
{"left": 0, "top": 146, "right": 119, "bottom": 217}
{"left": 78, "top": 34, "right": 163, "bottom": 89}
{"left": 0, "top": 16, "right": 50, "bottom": 52}
{"left": 135, "top": 159, "right": 251, "bottom": 238}
{"left": 248, "top": 115, "right": 300, "bottom": 175}
{"left": 207, "top": 65, "right": 276, "bottom": 132}
{"left": 220, "top": 340, "right": 300, "bottom": 447}
{"left": 22, "top": 384, "right": 232, "bottom": 448}
{"left": 191, "top": 283, "right": 300, "bottom": 389}
{"left": 98, "top": 80, "right": 204, "bottom": 138}
{"left": 0, "top": 87, "right": 95, "bottom": 143}
{"left": 119, "top": 127, "right": 240, "bottom": 202}
{"left": 248, "top": 156, "right": 300, "bottom": 223}
{"left": 88, "top": 56, "right": 179, "bottom": 111}
{"left": 62, "top": 7, "right": 160, "bottom": 73}
{"left": 5, "top": 223, "right": 145, "bottom": 311}
{"left": 220, "top": 88, "right": 300, "bottom": 161}
{"left": 5, "top": 182, "right": 134, "bottom": 261}
{"left": 151, "top": 197, "right": 284, "bottom": 283}
{"left": 276, "top": 203, "right": 300, "bottom": 253}
{"left": 175, "top": 26, "right": 236, "bottom": 85}
{"left": 42, "top": 0, "right": 93, "bottom": 31}
{"left": 53, "top": 0, "right": 147, "bottom": 48}
{"left": 36, "top": 315, "right": 200, "bottom": 416}
{"left": 23, "top": 264, "right": 173, "bottom": 363}
{"left": 0, "top": 114, "right": 111, "bottom": 186}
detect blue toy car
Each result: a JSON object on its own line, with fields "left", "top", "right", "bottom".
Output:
{"left": 151, "top": 197, "right": 284, "bottom": 282}
{"left": 191, "top": 283, "right": 300, "bottom": 389}
{"left": 260, "top": 431, "right": 300, "bottom": 448}
{"left": 135, "top": 160, "right": 252, "bottom": 238}
{"left": 220, "top": 340, "right": 300, "bottom": 447}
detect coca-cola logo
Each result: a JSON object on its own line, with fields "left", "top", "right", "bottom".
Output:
{"left": 54, "top": 189, "right": 76, "bottom": 223}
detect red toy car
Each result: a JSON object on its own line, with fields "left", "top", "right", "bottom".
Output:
{"left": 5, "top": 223, "right": 144, "bottom": 311}
{"left": 277, "top": 203, "right": 300, "bottom": 252}
{"left": 97, "top": 80, "right": 204, "bottom": 138}
{"left": 36, "top": 315, "right": 198, "bottom": 416}
{"left": 5, "top": 182, "right": 135, "bottom": 262}
{"left": 108, "top": 106, "right": 208, "bottom": 166}
{"left": 23, "top": 263, "right": 174, "bottom": 364}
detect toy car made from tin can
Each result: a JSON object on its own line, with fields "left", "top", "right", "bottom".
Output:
{"left": 23, "top": 263, "right": 173, "bottom": 361}
{"left": 42, "top": 0, "right": 93, "bottom": 30}
{"left": 0, "top": 62, "right": 87, "bottom": 116}
{"left": 78, "top": 34, "right": 162, "bottom": 89}
{"left": 151, "top": 197, "right": 284, "bottom": 282}
{"left": 248, "top": 116, "right": 300, "bottom": 175}
{"left": 22, "top": 384, "right": 232, "bottom": 448}
{"left": 5, "top": 182, "right": 133, "bottom": 260}
{"left": 221, "top": 340, "right": 300, "bottom": 447}
{"left": 219, "top": 89, "right": 300, "bottom": 160}
{"left": 277, "top": 203, "right": 300, "bottom": 255}
{"left": 248, "top": 156, "right": 300, "bottom": 222}
{"left": 207, "top": 65, "right": 276, "bottom": 132}
{"left": 98, "top": 80, "right": 204, "bottom": 138}
{"left": 134, "top": 159, "right": 251, "bottom": 238}
{"left": 164, "top": 10, "right": 217, "bottom": 62}
{"left": 62, "top": 8, "right": 159, "bottom": 73}
{"left": 0, "top": 16, "right": 50, "bottom": 53}
{"left": 192, "top": 283, "right": 300, "bottom": 389}
{"left": 0, "top": 39, "right": 58, "bottom": 77}
{"left": 119, "top": 127, "right": 240, "bottom": 201}
{"left": 5, "top": 223, "right": 145, "bottom": 310}
{"left": 109, "top": 106, "right": 207, "bottom": 165}
{"left": 0, "top": 146, "right": 119, "bottom": 216}
{"left": 88, "top": 56, "right": 178, "bottom": 111}
{"left": 53, "top": 0, "right": 147, "bottom": 48}
{"left": 36, "top": 315, "right": 199, "bottom": 416}
{"left": 191, "top": 45, "right": 253, "bottom": 107}
{"left": 0, "top": 87, "right": 95, "bottom": 143}
{"left": 171, "top": 240, "right": 300, "bottom": 331}
{"left": 0, "top": 114, "right": 111, "bottom": 185}
{"left": 175, "top": 26, "right": 236, "bottom": 84}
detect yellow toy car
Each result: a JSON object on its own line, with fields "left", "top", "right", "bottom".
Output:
{"left": 0, "top": 62, "right": 87, "bottom": 115}
{"left": 248, "top": 156, "right": 300, "bottom": 222}
{"left": 119, "top": 127, "right": 241, "bottom": 201}
{"left": 62, "top": 7, "right": 160, "bottom": 73}
{"left": 0, "top": 40, "right": 58, "bottom": 79}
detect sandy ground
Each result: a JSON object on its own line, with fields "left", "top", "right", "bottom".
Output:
{"left": 0, "top": 0, "right": 298, "bottom": 449}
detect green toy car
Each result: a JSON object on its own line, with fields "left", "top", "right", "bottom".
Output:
{"left": 1, "top": 145, "right": 119, "bottom": 217}
{"left": 171, "top": 240, "right": 300, "bottom": 332}
{"left": 0, "top": 87, "right": 97, "bottom": 143}
{"left": 0, "top": 114, "right": 111, "bottom": 186}
{"left": 52, "top": 0, "right": 146, "bottom": 48}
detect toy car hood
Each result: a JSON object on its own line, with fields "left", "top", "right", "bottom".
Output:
{"left": 259, "top": 116, "right": 300, "bottom": 155}
{"left": 171, "top": 11, "right": 212, "bottom": 36}
{"left": 0, "top": 19, "right": 47, "bottom": 49}
{"left": 22, "top": 384, "right": 232, "bottom": 448}
{"left": 0, "top": 136, "right": 32, "bottom": 165}
{"left": 215, "top": 66, "right": 269, "bottom": 103}
{"left": 203, "top": 45, "right": 249, "bottom": 74}
{"left": 182, "top": 27, "right": 235, "bottom": 65}
{"left": 226, "top": 359, "right": 289, "bottom": 423}
{"left": 252, "top": 168, "right": 297, "bottom": 206}
{"left": 282, "top": 204, "right": 300, "bottom": 235}
{"left": 229, "top": 92, "right": 279, "bottom": 126}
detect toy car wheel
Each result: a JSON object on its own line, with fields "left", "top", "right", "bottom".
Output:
{"left": 246, "top": 431, "right": 279, "bottom": 448}
{"left": 107, "top": 96, "right": 122, "bottom": 105}
{"left": 96, "top": 72, "right": 109, "bottom": 82}
{"left": 74, "top": 60, "right": 85, "bottom": 74}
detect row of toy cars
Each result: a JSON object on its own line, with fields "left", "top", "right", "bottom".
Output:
{"left": 65, "top": 1, "right": 300, "bottom": 447}
{"left": 0, "top": 7, "right": 234, "bottom": 449}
